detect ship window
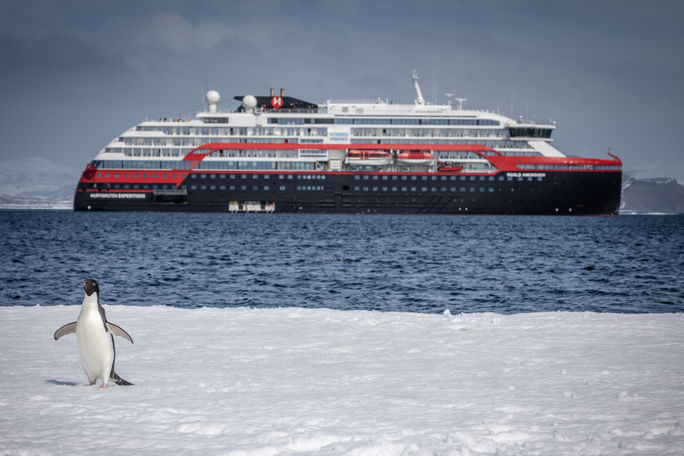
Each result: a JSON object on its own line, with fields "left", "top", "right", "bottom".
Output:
{"left": 191, "top": 185, "right": 197, "bottom": 190}
{"left": 210, "top": 185, "right": 216, "bottom": 190}
{"left": 411, "top": 187, "right": 417, "bottom": 191}
{"left": 470, "top": 176, "right": 475, "bottom": 181}
{"left": 392, "top": 186, "right": 397, "bottom": 191}
{"left": 354, "top": 186, "right": 360, "bottom": 191}
{"left": 431, "top": 187, "right": 437, "bottom": 192}
{"left": 421, "top": 187, "right": 428, "bottom": 192}
{"left": 372, "top": 176, "right": 378, "bottom": 180}
{"left": 372, "top": 186, "right": 378, "bottom": 191}
{"left": 264, "top": 185, "right": 269, "bottom": 190}
{"left": 201, "top": 185, "right": 206, "bottom": 190}
{"left": 441, "top": 187, "right": 446, "bottom": 192}
{"left": 411, "top": 176, "right": 417, "bottom": 181}
{"left": 480, "top": 187, "right": 485, "bottom": 192}
{"left": 460, "top": 187, "right": 466, "bottom": 192}
{"left": 422, "top": 176, "right": 428, "bottom": 181}
{"left": 253, "top": 186, "right": 258, "bottom": 191}
{"left": 402, "top": 186, "right": 407, "bottom": 191}
{"left": 241, "top": 185, "right": 247, "bottom": 190}
{"left": 220, "top": 185, "right": 225, "bottom": 190}
{"left": 280, "top": 185, "right": 286, "bottom": 191}
{"left": 229, "top": 185, "right": 235, "bottom": 190}
{"left": 401, "top": 176, "right": 407, "bottom": 181}
{"left": 253, "top": 175, "right": 259, "bottom": 179}
{"left": 114, "top": 174, "right": 120, "bottom": 178}
{"left": 470, "top": 187, "right": 475, "bottom": 192}
{"left": 489, "top": 187, "right": 494, "bottom": 192}
{"left": 363, "top": 186, "right": 369, "bottom": 191}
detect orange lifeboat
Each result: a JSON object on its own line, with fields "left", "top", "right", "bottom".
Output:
{"left": 346, "top": 149, "right": 392, "bottom": 166}
{"left": 396, "top": 151, "right": 434, "bottom": 165}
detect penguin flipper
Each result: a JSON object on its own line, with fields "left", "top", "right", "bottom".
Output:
{"left": 106, "top": 322, "right": 134, "bottom": 344}
{"left": 54, "top": 322, "right": 77, "bottom": 340}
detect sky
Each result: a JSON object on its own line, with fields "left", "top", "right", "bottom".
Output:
{"left": 1, "top": 0, "right": 683, "bottom": 186}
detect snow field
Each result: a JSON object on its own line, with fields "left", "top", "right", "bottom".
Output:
{"left": 1, "top": 306, "right": 683, "bottom": 455}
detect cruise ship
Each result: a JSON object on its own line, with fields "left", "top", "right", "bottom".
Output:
{"left": 74, "top": 71, "right": 622, "bottom": 214}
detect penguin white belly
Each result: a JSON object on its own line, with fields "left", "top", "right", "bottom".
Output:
{"left": 76, "top": 313, "right": 114, "bottom": 384}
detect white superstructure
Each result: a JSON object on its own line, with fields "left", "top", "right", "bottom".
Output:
{"left": 94, "top": 72, "right": 561, "bottom": 174}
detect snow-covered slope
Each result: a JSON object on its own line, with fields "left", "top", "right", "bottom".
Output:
{"left": 1, "top": 306, "right": 683, "bottom": 455}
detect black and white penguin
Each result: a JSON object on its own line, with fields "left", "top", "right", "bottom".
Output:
{"left": 54, "top": 279, "right": 133, "bottom": 387}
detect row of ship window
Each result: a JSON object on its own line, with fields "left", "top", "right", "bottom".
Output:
{"left": 192, "top": 173, "right": 543, "bottom": 183}
{"left": 92, "top": 173, "right": 542, "bottom": 184}
{"left": 121, "top": 132, "right": 532, "bottom": 147}
{"left": 189, "top": 185, "right": 503, "bottom": 193}
{"left": 96, "top": 183, "right": 532, "bottom": 193}
{"left": 267, "top": 117, "right": 500, "bottom": 126}
{"left": 107, "top": 140, "right": 537, "bottom": 157}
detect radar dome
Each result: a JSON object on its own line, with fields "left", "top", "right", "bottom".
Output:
{"left": 205, "top": 90, "right": 220, "bottom": 104}
{"left": 205, "top": 90, "right": 220, "bottom": 113}
{"left": 242, "top": 95, "right": 257, "bottom": 111}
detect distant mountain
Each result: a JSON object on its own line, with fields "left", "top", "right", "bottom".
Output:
{"left": 621, "top": 175, "right": 684, "bottom": 214}
{"left": 0, "top": 157, "right": 78, "bottom": 209}
{"left": 0, "top": 157, "right": 79, "bottom": 198}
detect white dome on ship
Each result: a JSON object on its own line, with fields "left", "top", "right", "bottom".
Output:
{"left": 205, "top": 90, "right": 220, "bottom": 113}
{"left": 242, "top": 94, "right": 257, "bottom": 112}
{"left": 205, "top": 90, "right": 220, "bottom": 104}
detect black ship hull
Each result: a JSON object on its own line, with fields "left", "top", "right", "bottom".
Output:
{"left": 74, "top": 170, "right": 622, "bottom": 215}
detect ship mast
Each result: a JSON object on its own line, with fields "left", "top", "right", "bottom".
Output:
{"left": 412, "top": 70, "right": 425, "bottom": 105}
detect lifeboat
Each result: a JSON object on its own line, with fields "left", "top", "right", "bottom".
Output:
{"left": 438, "top": 164, "right": 464, "bottom": 173}
{"left": 346, "top": 149, "right": 392, "bottom": 166}
{"left": 396, "top": 151, "right": 434, "bottom": 165}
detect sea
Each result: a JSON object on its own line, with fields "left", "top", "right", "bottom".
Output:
{"left": 0, "top": 210, "right": 682, "bottom": 314}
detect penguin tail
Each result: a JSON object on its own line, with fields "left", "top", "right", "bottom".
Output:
{"left": 111, "top": 371, "right": 133, "bottom": 386}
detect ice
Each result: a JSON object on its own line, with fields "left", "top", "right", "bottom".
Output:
{"left": 1, "top": 306, "right": 683, "bottom": 455}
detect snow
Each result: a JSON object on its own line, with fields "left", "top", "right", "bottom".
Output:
{"left": 1, "top": 306, "right": 683, "bottom": 455}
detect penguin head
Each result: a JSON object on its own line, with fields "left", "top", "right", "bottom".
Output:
{"left": 83, "top": 279, "right": 100, "bottom": 296}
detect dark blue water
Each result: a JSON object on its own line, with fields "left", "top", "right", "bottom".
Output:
{"left": 1, "top": 210, "right": 682, "bottom": 314}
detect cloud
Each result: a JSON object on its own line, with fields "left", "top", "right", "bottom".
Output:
{"left": 123, "top": 10, "right": 237, "bottom": 54}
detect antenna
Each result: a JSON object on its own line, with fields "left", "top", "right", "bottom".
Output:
{"left": 445, "top": 93, "right": 455, "bottom": 107}
{"left": 412, "top": 69, "right": 425, "bottom": 105}
{"left": 201, "top": 84, "right": 206, "bottom": 111}
{"left": 455, "top": 98, "right": 467, "bottom": 110}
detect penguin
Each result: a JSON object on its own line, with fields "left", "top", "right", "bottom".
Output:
{"left": 54, "top": 279, "right": 133, "bottom": 388}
